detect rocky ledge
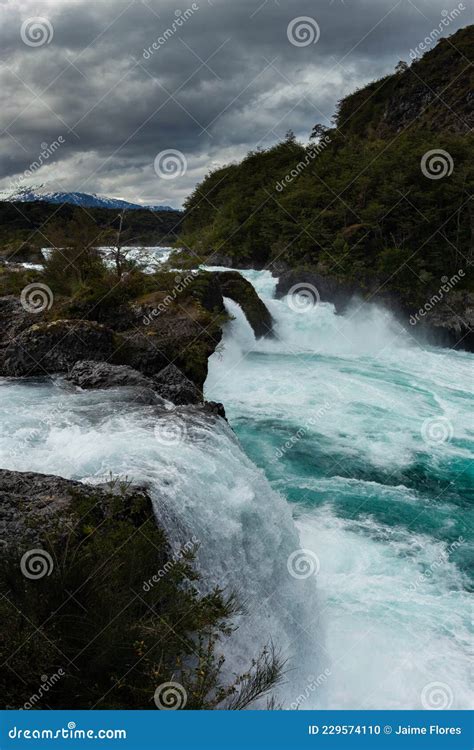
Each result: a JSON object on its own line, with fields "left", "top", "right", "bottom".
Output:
{"left": 0, "top": 270, "right": 273, "bottom": 405}
{"left": 0, "top": 468, "right": 233, "bottom": 709}
{"left": 0, "top": 469, "right": 156, "bottom": 550}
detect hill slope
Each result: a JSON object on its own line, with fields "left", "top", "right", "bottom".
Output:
{"left": 179, "top": 26, "right": 473, "bottom": 348}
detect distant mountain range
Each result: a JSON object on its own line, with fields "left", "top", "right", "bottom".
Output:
{"left": 0, "top": 187, "right": 175, "bottom": 212}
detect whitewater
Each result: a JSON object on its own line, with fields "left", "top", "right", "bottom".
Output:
{"left": 0, "top": 267, "right": 472, "bottom": 709}
{"left": 205, "top": 269, "right": 473, "bottom": 710}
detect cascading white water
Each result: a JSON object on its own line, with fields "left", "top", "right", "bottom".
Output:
{"left": 1, "top": 265, "right": 472, "bottom": 710}
{"left": 0, "top": 378, "right": 321, "bottom": 706}
{"left": 205, "top": 268, "right": 473, "bottom": 710}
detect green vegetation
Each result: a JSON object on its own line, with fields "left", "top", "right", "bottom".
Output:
{"left": 180, "top": 27, "right": 473, "bottom": 305}
{"left": 0, "top": 481, "right": 283, "bottom": 710}
{"left": 0, "top": 200, "right": 183, "bottom": 260}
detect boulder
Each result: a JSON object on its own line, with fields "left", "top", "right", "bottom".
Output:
{"left": 153, "top": 363, "right": 202, "bottom": 405}
{"left": 68, "top": 360, "right": 155, "bottom": 390}
{"left": 0, "top": 319, "right": 116, "bottom": 377}
{"left": 0, "top": 469, "right": 151, "bottom": 549}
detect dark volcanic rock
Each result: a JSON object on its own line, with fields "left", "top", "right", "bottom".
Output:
{"left": 0, "top": 268, "right": 275, "bottom": 401}
{"left": 202, "top": 400, "right": 226, "bottom": 420}
{"left": 413, "top": 291, "right": 474, "bottom": 351}
{"left": 215, "top": 271, "right": 273, "bottom": 337}
{"left": 67, "top": 360, "right": 210, "bottom": 407}
{"left": 67, "top": 360, "right": 165, "bottom": 404}
{"left": 0, "top": 470, "right": 123, "bottom": 549}
{"left": 0, "top": 295, "right": 38, "bottom": 341}
{"left": 153, "top": 363, "right": 202, "bottom": 405}
{"left": 0, "top": 319, "right": 116, "bottom": 377}
{"left": 68, "top": 360, "right": 155, "bottom": 390}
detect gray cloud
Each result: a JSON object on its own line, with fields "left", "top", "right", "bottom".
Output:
{"left": 0, "top": 0, "right": 469, "bottom": 207}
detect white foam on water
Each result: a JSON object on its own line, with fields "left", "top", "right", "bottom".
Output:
{"left": 205, "top": 267, "right": 473, "bottom": 709}
{"left": 0, "top": 378, "right": 321, "bottom": 706}
{"left": 0, "top": 264, "right": 472, "bottom": 709}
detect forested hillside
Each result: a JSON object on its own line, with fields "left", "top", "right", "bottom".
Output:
{"left": 180, "top": 26, "right": 473, "bottom": 309}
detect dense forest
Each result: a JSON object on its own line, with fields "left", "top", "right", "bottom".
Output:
{"left": 0, "top": 200, "right": 184, "bottom": 262}
{"left": 180, "top": 26, "right": 473, "bottom": 307}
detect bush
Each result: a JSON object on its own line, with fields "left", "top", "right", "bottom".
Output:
{"left": 0, "top": 482, "right": 283, "bottom": 710}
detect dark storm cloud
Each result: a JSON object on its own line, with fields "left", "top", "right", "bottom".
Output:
{"left": 0, "top": 0, "right": 470, "bottom": 206}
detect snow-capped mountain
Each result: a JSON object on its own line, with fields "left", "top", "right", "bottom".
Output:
{"left": 0, "top": 187, "right": 175, "bottom": 212}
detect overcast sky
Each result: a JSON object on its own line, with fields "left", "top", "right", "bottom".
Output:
{"left": 0, "top": 0, "right": 470, "bottom": 207}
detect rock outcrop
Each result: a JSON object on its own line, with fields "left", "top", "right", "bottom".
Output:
{"left": 0, "top": 469, "right": 153, "bottom": 549}
{"left": 66, "top": 360, "right": 208, "bottom": 407}
{"left": 214, "top": 271, "right": 273, "bottom": 338}
{"left": 0, "top": 270, "right": 274, "bottom": 393}
{"left": 67, "top": 360, "right": 155, "bottom": 390}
